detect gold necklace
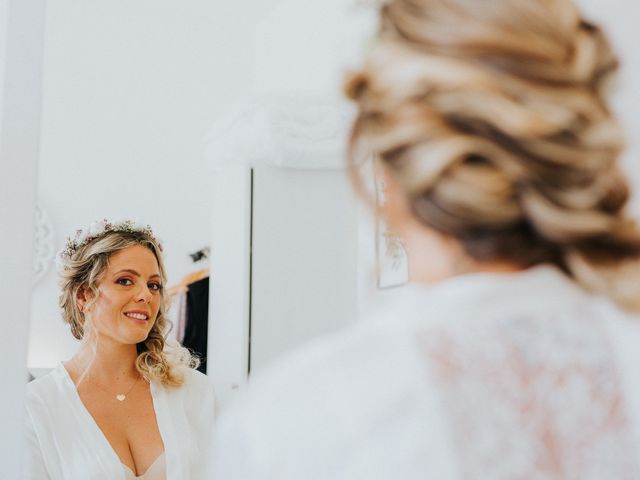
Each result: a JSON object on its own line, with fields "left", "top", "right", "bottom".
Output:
{"left": 113, "top": 375, "right": 140, "bottom": 402}
{"left": 73, "top": 358, "right": 140, "bottom": 402}
{"left": 92, "top": 374, "right": 140, "bottom": 402}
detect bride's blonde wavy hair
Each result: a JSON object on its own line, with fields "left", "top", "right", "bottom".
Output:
{"left": 346, "top": 0, "right": 640, "bottom": 310}
{"left": 58, "top": 230, "right": 199, "bottom": 387}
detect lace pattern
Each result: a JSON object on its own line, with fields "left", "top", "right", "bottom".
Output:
{"left": 420, "top": 307, "right": 639, "bottom": 479}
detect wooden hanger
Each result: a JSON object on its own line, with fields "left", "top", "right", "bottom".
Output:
{"left": 167, "top": 268, "right": 209, "bottom": 298}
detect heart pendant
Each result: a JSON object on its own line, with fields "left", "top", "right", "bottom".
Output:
{"left": 116, "top": 394, "right": 126, "bottom": 402}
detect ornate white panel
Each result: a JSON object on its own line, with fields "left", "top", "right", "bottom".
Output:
{"left": 32, "top": 205, "right": 55, "bottom": 285}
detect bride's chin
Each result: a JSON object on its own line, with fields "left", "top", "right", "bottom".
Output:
{"left": 117, "top": 330, "right": 152, "bottom": 346}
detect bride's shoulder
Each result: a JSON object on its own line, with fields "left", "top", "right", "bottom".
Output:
{"left": 25, "top": 364, "right": 70, "bottom": 413}
{"left": 164, "top": 366, "right": 216, "bottom": 409}
{"left": 179, "top": 367, "right": 212, "bottom": 391}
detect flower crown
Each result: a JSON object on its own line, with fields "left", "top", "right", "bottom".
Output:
{"left": 56, "top": 218, "right": 163, "bottom": 271}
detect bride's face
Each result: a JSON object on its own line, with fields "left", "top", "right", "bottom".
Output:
{"left": 81, "top": 245, "right": 163, "bottom": 345}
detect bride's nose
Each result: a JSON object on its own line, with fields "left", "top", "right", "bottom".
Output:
{"left": 135, "top": 284, "right": 153, "bottom": 303}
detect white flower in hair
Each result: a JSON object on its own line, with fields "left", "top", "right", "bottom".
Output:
{"left": 56, "top": 218, "right": 162, "bottom": 272}
{"left": 86, "top": 221, "right": 104, "bottom": 238}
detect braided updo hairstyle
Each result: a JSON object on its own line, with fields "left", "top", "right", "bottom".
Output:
{"left": 346, "top": 0, "right": 640, "bottom": 310}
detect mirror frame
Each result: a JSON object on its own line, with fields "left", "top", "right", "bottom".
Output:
{"left": 0, "top": 0, "right": 46, "bottom": 475}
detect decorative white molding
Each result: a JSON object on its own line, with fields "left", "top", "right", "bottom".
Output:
{"left": 32, "top": 205, "right": 55, "bottom": 285}
{"left": 205, "top": 93, "right": 355, "bottom": 170}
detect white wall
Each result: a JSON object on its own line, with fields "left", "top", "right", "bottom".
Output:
{"left": 578, "top": 0, "right": 640, "bottom": 211}
{"left": 252, "top": 0, "right": 376, "bottom": 95}
{"left": 250, "top": 166, "right": 359, "bottom": 370}
{"left": 27, "top": 0, "right": 280, "bottom": 367}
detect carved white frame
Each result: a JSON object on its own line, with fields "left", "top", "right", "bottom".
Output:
{"left": 32, "top": 205, "right": 55, "bottom": 286}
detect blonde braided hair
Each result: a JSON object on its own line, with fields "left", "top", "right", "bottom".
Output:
{"left": 346, "top": 0, "right": 640, "bottom": 310}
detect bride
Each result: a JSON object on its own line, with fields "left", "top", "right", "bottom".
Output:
{"left": 24, "top": 219, "right": 215, "bottom": 479}
{"left": 211, "top": 0, "right": 640, "bottom": 477}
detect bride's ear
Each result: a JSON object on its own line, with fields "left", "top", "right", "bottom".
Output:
{"left": 76, "top": 287, "right": 89, "bottom": 313}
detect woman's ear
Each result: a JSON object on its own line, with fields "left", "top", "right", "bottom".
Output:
{"left": 377, "top": 163, "right": 470, "bottom": 283}
{"left": 76, "top": 287, "right": 89, "bottom": 313}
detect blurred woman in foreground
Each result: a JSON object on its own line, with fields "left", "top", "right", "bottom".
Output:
{"left": 212, "top": 0, "right": 640, "bottom": 477}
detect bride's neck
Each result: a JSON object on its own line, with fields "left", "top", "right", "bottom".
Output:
{"left": 402, "top": 222, "right": 524, "bottom": 285}
{"left": 72, "top": 336, "right": 139, "bottom": 382}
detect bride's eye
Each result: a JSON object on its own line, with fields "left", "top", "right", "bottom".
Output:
{"left": 116, "top": 278, "right": 133, "bottom": 286}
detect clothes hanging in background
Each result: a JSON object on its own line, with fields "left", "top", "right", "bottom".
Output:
{"left": 167, "top": 268, "right": 209, "bottom": 299}
{"left": 182, "top": 276, "right": 209, "bottom": 374}
{"left": 167, "top": 267, "right": 208, "bottom": 353}
{"left": 167, "top": 250, "right": 210, "bottom": 374}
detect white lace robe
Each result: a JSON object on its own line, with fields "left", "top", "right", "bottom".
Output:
{"left": 212, "top": 265, "right": 640, "bottom": 479}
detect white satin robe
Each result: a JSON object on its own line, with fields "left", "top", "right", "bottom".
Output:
{"left": 24, "top": 365, "right": 215, "bottom": 479}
